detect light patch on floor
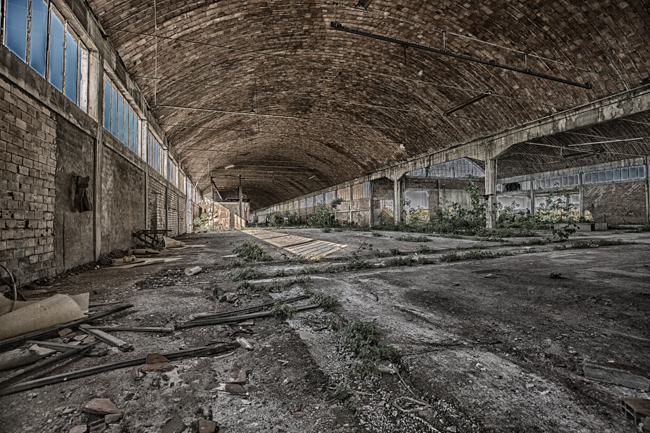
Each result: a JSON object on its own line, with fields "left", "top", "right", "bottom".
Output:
{"left": 243, "top": 230, "right": 346, "bottom": 259}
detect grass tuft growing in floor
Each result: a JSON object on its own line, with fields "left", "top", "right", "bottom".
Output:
{"left": 232, "top": 240, "right": 272, "bottom": 261}
{"left": 341, "top": 319, "right": 395, "bottom": 377}
{"left": 395, "top": 235, "right": 431, "bottom": 242}
{"left": 271, "top": 304, "right": 298, "bottom": 319}
{"left": 311, "top": 292, "right": 340, "bottom": 312}
{"left": 440, "top": 250, "right": 513, "bottom": 262}
{"left": 238, "top": 276, "right": 311, "bottom": 292}
{"left": 231, "top": 267, "right": 268, "bottom": 281}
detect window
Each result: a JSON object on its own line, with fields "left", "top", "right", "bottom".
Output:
{"left": 5, "top": 0, "right": 28, "bottom": 61}
{"left": 48, "top": 10, "right": 64, "bottom": 91}
{"left": 583, "top": 165, "right": 646, "bottom": 184}
{"left": 104, "top": 77, "right": 139, "bottom": 153}
{"left": 147, "top": 131, "right": 163, "bottom": 175}
{"left": 325, "top": 191, "right": 336, "bottom": 204}
{"left": 315, "top": 194, "right": 324, "bottom": 205}
{"left": 29, "top": 0, "right": 48, "bottom": 76}
{"left": 406, "top": 158, "right": 485, "bottom": 178}
{"left": 362, "top": 181, "right": 371, "bottom": 198}
{"left": 167, "top": 158, "right": 177, "bottom": 186}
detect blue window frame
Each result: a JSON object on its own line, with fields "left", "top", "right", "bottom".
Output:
{"left": 64, "top": 31, "right": 78, "bottom": 102}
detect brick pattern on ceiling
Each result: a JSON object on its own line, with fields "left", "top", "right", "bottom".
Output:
{"left": 85, "top": 0, "right": 650, "bottom": 209}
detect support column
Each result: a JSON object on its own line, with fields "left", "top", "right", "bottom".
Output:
{"left": 393, "top": 178, "right": 402, "bottom": 224}
{"left": 645, "top": 156, "right": 650, "bottom": 224}
{"left": 368, "top": 181, "right": 374, "bottom": 228}
{"left": 238, "top": 175, "right": 244, "bottom": 228}
{"left": 578, "top": 172, "right": 585, "bottom": 219}
{"left": 349, "top": 185, "right": 353, "bottom": 224}
{"left": 485, "top": 159, "right": 497, "bottom": 229}
{"left": 529, "top": 184, "right": 535, "bottom": 216}
{"left": 93, "top": 53, "right": 104, "bottom": 261}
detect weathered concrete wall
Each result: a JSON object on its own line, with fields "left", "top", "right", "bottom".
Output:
{"left": 54, "top": 114, "right": 95, "bottom": 273}
{"left": 0, "top": 74, "right": 57, "bottom": 285}
{"left": 100, "top": 135, "right": 146, "bottom": 256}
{"left": 584, "top": 181, "right": 647, "bottom": 224}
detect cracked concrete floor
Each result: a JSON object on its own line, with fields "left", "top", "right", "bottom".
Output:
{"left": 1, "top": 228, "right": 649, "bottom": 432}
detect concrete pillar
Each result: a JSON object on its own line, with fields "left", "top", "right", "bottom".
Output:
{"left": 485, "top": 159, "right": 497, "bottom": 229}
{"left": 238, "top": 176, "right": 244, "bottom": 228}
{"left": 578, "top": 172, "right": 585, "bottom": 219}
{"left": 93, "top": 53, "right": 104, "bottom": 261}
{"left": 529, "top": 185, "right": 535, "bottom": 216}
{"left": 645, "top": 156, "right": 650, "bottom": 224}
{"left": 393, "top": 178, "right": 402, "bottom": 224}
{"left": 349, "top": 185, "right": 353, "bottom": 224}
{"left": 368, "top": 181, "right": 374, "bottom": 228}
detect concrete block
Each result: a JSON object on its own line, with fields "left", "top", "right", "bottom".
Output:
{"left": 583, "top": 361, "right": 650, "bottom": 390}
{"left": 594, "top": 223, "right": 608, "bottom": 231}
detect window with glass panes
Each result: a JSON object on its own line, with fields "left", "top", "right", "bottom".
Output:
{"left": 103, "top": 77, "right": 139, "bottom": 153}
{"left": 3, "top": 1, "right": 90, "bottom": 112}
{"left": 147, "top": 132, "right": 164, "bottom": 176}
{"left": 167, "top": 158, "right": 178, "bottom": 187}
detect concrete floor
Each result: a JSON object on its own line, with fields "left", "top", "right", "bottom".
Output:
{"left": 1, "top": 228, "right": 649, "bottom": 432}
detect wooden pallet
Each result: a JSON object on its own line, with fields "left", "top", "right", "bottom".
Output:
{"left": 620, "top": 397, "right": 650, "bottom": 425}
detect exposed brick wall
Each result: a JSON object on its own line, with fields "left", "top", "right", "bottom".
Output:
{"left": 0, "top": 75, "right": 57, "bottom": 285}
{"left": 168, "top": 189, "right": 178, "bottom": 237}
{"left": 584, "top": 181, "right": 647, "bottom": 224}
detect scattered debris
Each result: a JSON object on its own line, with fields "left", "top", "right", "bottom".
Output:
{"left": 84, "top": 325, "right": 174, "bottom": 333}
{"left": 0, "top": 343, "right": 239, "bottom": 396}
{"left": 82, "top": 398, "right": 122, "bottom": 416}
{"left": 184, "top": 266, "right": 202, "bottom": 276}
{"left": 583, "top": 361, "right": 650, "bottom": 390}
{"left": 298, "top": 331, "right": 314, "bottom": 340}
{"left": 226, "top": 368, "right": 247, "bottom": 384}
{"left": 236, "top": 337, "right": 254, "bottom": 350}
{"left": 218, "top": 292, "right": 238, "bottom": 303}
{"left": 79, "top": 325, "right": 134, "bottom": 352}
{"left": 58, "top": 328, "right": 73, "bottom": 337}
{"left": 0, "top": 304, "right": 132, "bottom": 350}
{"left": 0, "top": 344, "right": 56, "bottom": 371}
{"left": 70, "top": 425, "right": 88, "bottom": 433}
{"left": 161, "top": 415, "right": 186, "bottom": 433}
{"left": 225, "top": 383, "right": 247, "bottom": 395}
{"left": 105, "top": 412, "right": 122, "bottom": 424}
{"left": 198, "top": 419, "right": 218, "bottom": 433}
{"left": 163, "top": 237, "right": 185, "bottom": 248}
{"left": 140, "top": 353, "right": 174, "bottom": 372}
{"left": 0, "top": 294, "right": 85, "bottom": 341}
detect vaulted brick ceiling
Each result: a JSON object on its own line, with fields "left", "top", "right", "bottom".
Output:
{"left": 86, "top": 0, "right": 650, "bottom": 208}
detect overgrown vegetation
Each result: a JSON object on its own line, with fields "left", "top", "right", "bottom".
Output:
{"left": 440, "top": 250, "right": 513, "bottom": 262}
{"left": 555, "top": 239, "right": 627, "bottom": 250}
{"left": 271, "top": 304, "right": 298, "bottom": 319}
{"left": 193, "top": 213, "right": 218, "bottom": 232}
{"left": 232, "top": 240, "right": 272, "bottom": 261}
{"left": 395, "top": 234, "right": 431, "bottom": 242}
{"left": 341, "top": 319, "right": 395, "bottom": 376}
{"left": 238, "top": 276, "right": 311, "bottom": 293}
{"left": 417, "top": 244, "right": 434, "bottom": 254}
{"left": 334, "top": 381, "right": 362, "bottom": 411}
{"left": 231, "top": 267, "right": 268, "bottom": 281}
{"left": 312, "top": 292, "right": 340, "bottom": 312}
{"left": 549, "top": 272, "right": 563, "bottom": 279}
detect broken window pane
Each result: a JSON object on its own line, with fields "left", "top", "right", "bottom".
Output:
{"left": 103, "top": 80, "right": 111, "bottom": 130}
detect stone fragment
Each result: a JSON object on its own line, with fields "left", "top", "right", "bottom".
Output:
{"left": 70, "top": 426, "right": 88, "bottom": 433}
{"left": 225, "top": 383, "right": 247, "bottom": 395}
{"left": 140, "top": 362, "right": 174, "bottom": 373}
{"left": 104, "top": 412, "right": 122, "bottom": 424}
{"left": 226, "top": 369, "right": 247, "bottom": 384}
{"left": 184, "top": 266, "right": 202, "bottom": 276}
{"left": 198, "top": 419, "right": 218, "bottom": 433}
{"left": 82, "top": 398, "right": 121, "bottom": 415}
{"left": 583, "top": 361, "right": 650, "bottom": 390}
{"left": 59, "top": 328, "right": 73, "bottom": 337}
{"left": 83, "top": 335, "right": 96, "bottom": 344}
{"left": 146, "top": 353, "right": 170, "bottom": 364}
{"left": 298, "top": 331, "right": 313, "bottom": 340}
{"left": 0, "top": 344, "right": 56, "bottom": 371}
{"left": 236, "top": 337, "right": 253, "bottom": 350}
{"left": 161, "top": 415, "right": 187, "bottom": 433}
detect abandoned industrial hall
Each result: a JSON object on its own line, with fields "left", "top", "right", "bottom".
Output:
{"left": 1, "top": 0, "right": 650, "bottom": 432}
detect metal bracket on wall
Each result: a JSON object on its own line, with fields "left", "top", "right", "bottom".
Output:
{"left": 74, "top": 176, "right": 92, "bottom": 212}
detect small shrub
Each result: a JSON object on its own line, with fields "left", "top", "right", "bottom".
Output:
{"left": 417, "top": 245, "right": 434, "bottom": 254}
{"left": 271, "top": 304, "right": 298, "bottom": 319}
{"left": 549, "top": 272, "right": 563, "bottom": 279}
{"left": 341, "top": 319, "right": 395, "bottom": 376}
{"left": 440, "top": 252, "right": 461, "bottom": 262}
{"left": 271, "top": 269, "right": 287, "bottom": 278}
{"left": 312, "top": 292, "right": 340, "bottom": 312}
{"left": 232, "top": 240, "right": 272, "bottom": 261}
{"left": 371, "top": 232, "right": 383, "bottom": 237}
{"left": 322, "top": 228, "right": 331, "bottom": 233}
{"left": 389, "top": 248, "right": 407, "bottom": 256}
{"left": 385, "top": 256, "right": 414, "bottom": 267}
{"left": 345, "top": 260, "right": 373, "bottom": 271}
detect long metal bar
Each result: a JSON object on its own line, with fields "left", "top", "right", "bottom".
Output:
{"left": 444, "top": 91, "right": 492, "bottom": 116}
{"left": 0, "top": 304, "right": 133, "bottom": 350}
{"left": 567, "top": 136, "right": 650, "bottom": 147}
{"left": 330, "top": 22, "right": 592, "bottom": 90}
{"left": 0, "top": 343, "right": 239, "bottom": 396}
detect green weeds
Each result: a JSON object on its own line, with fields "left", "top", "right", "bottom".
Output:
{"left": 231, "top": 267, "right": 268, "bottom": 281}
{"left": 232, "top": 240, "right": 272, "bottom": 262}
{"left": 395, "top": 235, "right": 431, "bottom": 242}
{"left": 271, "top": 304, "right": 298, "bottom": 319}
{"left": 311, "top": 292, "right": 340, "bottom": 312}
{"left": 341, "top": 319, "right": 395, "bottom": 377}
